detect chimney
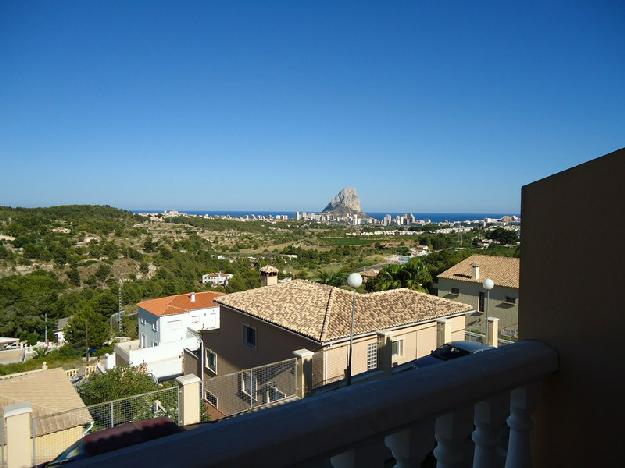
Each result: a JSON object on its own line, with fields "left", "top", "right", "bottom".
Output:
{"left": 260, "top": 266, "right": 278, "bottom": 287}
{"left": 190, "top": 292, "right": 196, "bottom": 303}
{"left": 472, "top": 263, "right": 480, "bottom": 280}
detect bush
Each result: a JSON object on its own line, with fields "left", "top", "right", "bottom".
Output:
{"left": 78, "top": 365, "right": 159, "bottom": 405}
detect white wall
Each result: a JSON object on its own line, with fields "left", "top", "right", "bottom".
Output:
{"left": 138, "top": 306, "right": 219, "bottom": 348}
{"left": 127, "top": 336, "right": 200, "bottom": 380}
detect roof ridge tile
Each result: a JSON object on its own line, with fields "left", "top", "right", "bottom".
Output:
{"left": 319, "top": 287, "right": 335, "bottom": 342}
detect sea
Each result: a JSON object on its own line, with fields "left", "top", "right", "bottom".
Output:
{"left": 132, "top": 210, "right": 518, "bottom": 223}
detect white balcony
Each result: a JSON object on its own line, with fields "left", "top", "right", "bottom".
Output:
{"left": 72, "top": 340, "right": 557, "bottom": 467}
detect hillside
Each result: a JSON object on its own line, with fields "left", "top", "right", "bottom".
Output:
{"left": 0, "top": 204, "right": 516, "bottom": 352}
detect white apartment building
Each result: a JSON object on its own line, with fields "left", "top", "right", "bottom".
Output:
{"left": 201, "top": 272, "right": 233, "bottom": 287}
{"left": 115, "top": 291, "right": 224, "bottom": 380}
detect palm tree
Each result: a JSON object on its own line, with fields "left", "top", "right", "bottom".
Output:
{"left": 367, "top": 259, "right": 431, "bottom": 293}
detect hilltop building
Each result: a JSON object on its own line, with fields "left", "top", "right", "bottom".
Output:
{"left": 115, "top": 291, "right": 224, "bottom": 380}
{"left": 437, "top": 255, "right": 519, "bottom": 337}
{"left": 201, "top": 272, "right": 233, "bottom": 287}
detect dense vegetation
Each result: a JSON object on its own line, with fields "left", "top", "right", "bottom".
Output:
{"left": 78, "top": 365, "right": 161, "bottom": 405}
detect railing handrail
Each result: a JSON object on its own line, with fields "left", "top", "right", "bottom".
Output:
{"left": 73, "top": 340, "right": 557, "bottom": 468}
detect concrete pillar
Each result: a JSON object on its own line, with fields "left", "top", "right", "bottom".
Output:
{"left": 437, "top": 319, "right": 452, "bottom": 347}
{"left": 487, "top": 317, "right": 499, "bottom": 347}
{"left": 176, "top": 374, "right": 201, "bottom": 426}
{"left": 376, "top": 331, "right": 393, "bottom": 373}
{"left": 293, "top": 349, "right": 314, "bottom": 397}
{"left": 4, "top": 402, "right": 33, "bottom": 468}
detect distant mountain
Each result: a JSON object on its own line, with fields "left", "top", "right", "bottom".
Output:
{"left": 321, "top": 187, "right": 368, "bottom": 216}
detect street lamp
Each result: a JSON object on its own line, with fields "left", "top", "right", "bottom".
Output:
{"left": 482, "top": 277, "right": 494, "bottom": 344}
{"left": 346, "top": 273, "right": 362, "bottom": 386}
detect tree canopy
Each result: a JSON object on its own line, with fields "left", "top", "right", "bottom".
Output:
{"left": 366, "top": 258, "right": 432, "bottom": 293}
{"left": 78, "top": 365, "right": 159, "bottom": 405}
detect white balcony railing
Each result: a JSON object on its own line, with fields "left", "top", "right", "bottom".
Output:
{"left": 72, "top": 340, "right": 557, "bottom": 468}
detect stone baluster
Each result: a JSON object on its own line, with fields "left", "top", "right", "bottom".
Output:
{"left": 331, "top": 436, "right": 391, "bottom": 468}
{"left": 433, "top": 408, "right": 474, "bottom": 468}
{"left": 385, "top": 418, "right": 435, "bottom": 468}
{"left": 473, "top": 394, "right": 509, "bottom": 468}
{"left": 505, "top": 384, "right": 540, "bottom": 468}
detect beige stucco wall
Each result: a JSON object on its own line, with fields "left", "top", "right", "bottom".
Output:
{"left": 437, "top": 277, "right": 518, "bottom": 337}
{"left": 520, "top": 148, "right": 625, "bottom": 467}
{"left": 200, "top": 305, "right": 322, "bottom": 376}
{"left": 32, "top": 425, "right": 84, "bottom": 464}
{"left": 320, "top": 315, "right": 466, "bottom": 383}
{"left": 182, "top": 348, "right": 201, "bottom": 379}
{"left": 193, "top": 305, "right": 468, "bottom": 397}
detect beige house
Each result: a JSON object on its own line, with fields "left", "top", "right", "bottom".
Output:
{"left": 0, "top": 368, "right": 92, "bottom": 464}
{"left": 437, "top": 254, "right": 519, "bottom": 337}
{"left": 186, "top": 278, "right": 473, "bottom": 406}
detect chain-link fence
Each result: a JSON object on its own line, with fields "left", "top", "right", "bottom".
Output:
{"left": 86, "top": 386, "right": 178, "bottom": 432}
{"left": 465, "top": 330, "right": 514, "bottom": 347}
{"left": 31, "top": 386, "right": 178, "bottom": 465}
{"left": 311, "top": 348, "right": 346, "bottom": 391}
{"left": 204, "top": 358, "right": 297, "bottom": 418}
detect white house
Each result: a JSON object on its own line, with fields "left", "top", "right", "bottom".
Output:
{"left": 201, "top": 272, "right": 233, "bottom": 287}
{"left": 55, "top": 317, "right": 70, "bottom": 345}
{"left": 115, "top": 291, "right": 224, "bottom": 381}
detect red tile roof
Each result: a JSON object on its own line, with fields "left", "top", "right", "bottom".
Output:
{"left": 138, "top": 291, "right": 225, "bottom": 317}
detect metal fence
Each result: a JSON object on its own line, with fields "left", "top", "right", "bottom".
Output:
{"left": 31, "top": 386, "right": 178, "bottom": 465}
{"left": 311, "top": 348, "right": 346, "bottom": 391}
{"left": 86, "top": 386, "right": 179, "bottom": 432}
{"left": 204, "top": 358, "right": 297, "bottom": 418}
{"left": 465, "top": 330, "right": 515, "bottom": 346}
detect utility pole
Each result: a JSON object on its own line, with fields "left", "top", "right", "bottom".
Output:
{"left": 85, "top": 319, "right": 89, "bottom": 361}
{"left": 44, "top": 312, "right": 48, "bottom": 346}
{"left": 118, "top": 279, "right": 123, "bottom": 335}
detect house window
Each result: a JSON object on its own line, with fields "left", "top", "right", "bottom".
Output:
{"left": 205, "top": 391, "right": 218, "bottom": 408}
{"left": 206, "top": 349, "right": 217, "bottom": 373}
{"left": 243, "top": 325, "right": 256, "bottom": 348}
{"left": 505, "top": 296, "right": 517, "bottom": 305}
{"left": 241, "top": 371, "right": 258, "bottom": 399}
{"left": 451, "top": 287, "right": 460, "bottom": 295}
{"left": 152, "top": 321, "right": 158, "bottom": 332}
{"left": 479, "top": 292, "right": 485, "bottom": 312}
{"left": 367, "top": 343, "right": 378, "bottom": 370}
{"left": 140, "top": 318, "right": 146, "bottom": 325}
{"left": 392, "top": 339, "right": 404, "bottom": 357}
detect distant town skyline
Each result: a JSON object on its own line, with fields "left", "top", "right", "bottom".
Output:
{"left": 1, "top": 1, "right": 624, "bottom": 212}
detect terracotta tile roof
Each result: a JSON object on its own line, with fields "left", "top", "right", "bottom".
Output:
{"left": 0, "top": 368, "right": 92, "bottom": 437}
{"left": 437, "top": 255, "right": 519, "bottom": 289}
{"left": 215, "top": 280, "right": 473, "bottom": 343}
{"left": 138, "top": 291, "right": 225, "bottom": 317}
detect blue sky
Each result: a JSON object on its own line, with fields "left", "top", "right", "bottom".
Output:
{"left": 1, "top": 1, "right": 624, "bottom": 212}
